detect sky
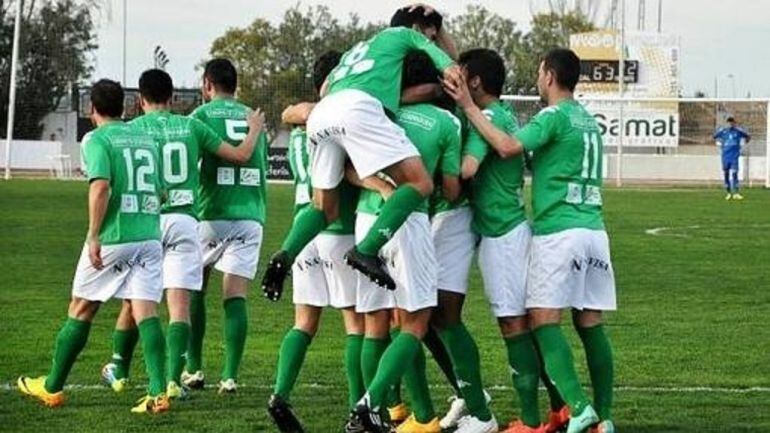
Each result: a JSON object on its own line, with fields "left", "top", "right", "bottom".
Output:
{"left": 89, "top": 0, "right": 770, "bottom": 97}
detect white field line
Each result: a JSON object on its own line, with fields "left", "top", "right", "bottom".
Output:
{"left": 2, "top": 382, "right": 768, "bottom": 394}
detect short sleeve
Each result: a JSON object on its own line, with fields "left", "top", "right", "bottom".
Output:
{"left": 713, "top": 128, "right": 724, "bottom": 140}
{"left": 83, "top": 134, "right": 111, "bottom": 181}
{"left": 440, "top": 114, "right": 462, "bottom": 176}
{"left": 402, "top": 28, "right": 454, "bottom": 71}
{"left": 515, "top": 107, "right": 560, "bottom": 152}
{"left": 192, "top": 118, "right": 222, "bottom": 154}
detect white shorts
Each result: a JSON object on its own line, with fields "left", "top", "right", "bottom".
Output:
{"left": 431, "top": 207, "right": 477, "bottom": 294}
{"left": 161, "top": 214, "right": 203, "bottom": 291}
{"left": 307, "top": 89, "right": 420, "bottom": 189}
{"left": 292, "top": 234, "right": 358, "bottom": 309}
{"left": 354, "top": 212, "right": 438, "bottom": 313}
{"left": 478, "top": 222, "right": 531, "bottom": 318}
{"left": 72, "top": 240, "right": 163, "bottom": 303}
{"left": 526, "top": 228, "right": 617, "bottom": 311}
{"left": 199, "top": 220, "right": 263, "bottom": 280}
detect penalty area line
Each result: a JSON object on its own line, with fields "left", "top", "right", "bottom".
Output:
{"left": 2, "top": 382, "right": 768, "bottom": 394}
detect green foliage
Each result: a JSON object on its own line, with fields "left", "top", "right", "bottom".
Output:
{"left": 206, "top": 4, "right": 596, "bottom": 131}
{"left": 207, "top": 4, "right": 382, "bottom": 132}
{"left": 448, "top": 6, "right": 595, "bottom": 95}
{"left": 0, "top": 0, "right": 97, "bottom": 139}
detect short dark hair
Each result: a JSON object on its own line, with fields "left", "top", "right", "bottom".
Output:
{"left": 90, "top": 79, "right": 124, "bottom": 118}
{"left": 390, "top": 6, "right": 442, "bottom": 32}
{"left": 402, "top": 51, "right": 440, "bottom": 88}
{"left": 542, "top": 48, "right": 581, "bottom": 92}
{"left": 727, "top": 116, "right": 736, "bottom": 122}
{"left": 458, "top": 48, "right": 506, "bottom": 97}
{"left": 313, "top": 50, "right": 342, "bottom": 94}
{"left": 138, "top": 69, "right": 173, "bottom": 104}
{"left": 203, "top": 58, "right": 237, "bottom": 94}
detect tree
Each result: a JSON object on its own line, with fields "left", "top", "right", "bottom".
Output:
{"left": 447, "top": 5, "right": 594, "bottom": 95}
{"left": 208, "top": 4, "right": 381, "bottom": 132}
{"left": 446, "top": 5, "right": 526, "bottom": 95}
{"left": 0, "top": 0, "right": 98, "bottom": 139}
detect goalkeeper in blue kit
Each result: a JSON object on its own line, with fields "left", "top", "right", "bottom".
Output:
{"left": 714, "top": 116, "right": 750, "bottom": 200}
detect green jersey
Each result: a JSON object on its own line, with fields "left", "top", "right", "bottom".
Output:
{"left": 515, "top": 99, "right": 604, "bottom": 235}
{"left": 192, "top": 97, "right": 268, "bottom": 223}
{"left": 464, "top": 101, "right": 526, "bottom": 237}
{"left": 357, "top": 103, "right": 461, "bottom": 215}
{"left": 287, "top": 127, "right": 357, "bottom": 235}
{"left": 130, "top": 111, "right": 222, "bottom": 218}
{"left": 82, "top": 121, "right": 161, "bottom": 245}
{"left": 328, "top": 27, "right": 455, "bottom": 115}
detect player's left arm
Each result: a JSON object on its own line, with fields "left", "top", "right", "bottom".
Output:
{"left": 440, "top": 113, "right": 463, "bottom": 200}
{"left": 345, "top": 162, "right": 395, "bottom": 199}
{"left": 442, "top": 75, "right": 523, "bottom": 158}
{"left": 87, "top": 179, "right": 109, "bottom": 270}
{"left": 401, "top": 84, "right": 442, "bottom": 104}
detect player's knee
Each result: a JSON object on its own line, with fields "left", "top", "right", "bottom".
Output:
{"left": 498, "top": 316, "right": 529, "bottom": 338}
{"left": 68, "top": 297, "right": 100, "bottom": 322}
{"left": 572, "top": 309, "right": 602, "bottom": 328}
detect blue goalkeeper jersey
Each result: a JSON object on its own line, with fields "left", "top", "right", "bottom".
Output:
{"left": 714, "top": 126, "right": 750, "bottom": 162}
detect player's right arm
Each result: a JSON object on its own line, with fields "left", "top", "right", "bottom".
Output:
{"left": 207, "top": 108, "right": 266, "bottom": 163}
{"left": 83, "top": 135, "right": 111, "bottom": 269}
{"left": 282, "top": 102, "right": 316, "bottom": 126}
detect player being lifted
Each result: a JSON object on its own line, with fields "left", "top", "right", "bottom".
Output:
{"left": 266, "top": 51, "right": 366, "bottom": 433}
{"left": 262, "top": 4, "right": 462, "bottom": 297}
{"left": 182, "top": 58, "right": 270, "bottom": 393}
{"left": 100, "top": 69, "right": 264, "bottom": 398}
{"left": 17, "top": 79, "right": 169, "bottom": 414}
{"left": 444, "top": 48, "right": 616, "bottom": 433}
{"left": 338, "top": 51, "right": 461, "bottom": 433}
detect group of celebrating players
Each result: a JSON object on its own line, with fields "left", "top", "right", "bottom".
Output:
{"left": 16, "top": 4, "right": 617, "bottom": 433}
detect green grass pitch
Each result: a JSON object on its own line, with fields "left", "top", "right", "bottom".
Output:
{"left": 1, "top": 180, "right": 769, "bottom": 432}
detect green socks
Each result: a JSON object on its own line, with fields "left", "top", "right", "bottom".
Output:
{"left": 402, "top": 343, "right": 436, "bottom": 423}
{"left": 281, "top": 206, "right": 329, "bottom": 259}
{"left": 357, "top": 185, "right": 424, "bottom": 256}
{"left": 166, "top": 321, "right": 190, "bottom": 384}
{"left": 138, "top": 317, "right": 166, "bottom": 397}
{"left": 274, "top": 328, "right": 312, "bottom": 400}
{"left": 387, "top": 329, "right": 402, "bottom": 407}
{"left": 186, "top": 290, "right": 206, "bottom": 373}
{"left": 533, "top": 324, "right": 589, "bottom": 415}
{"left": 345, "top": 334, "right": 366, "bottom": 408}
{"left": 423, "top": 326, "right": 460, "bottom": 394}
{"left": 505, "top": 333, "right": 541, "bottom": 427}
{"left": 577, "top": 324, "right": 614, "bottom": 421}
{"left": 110, "top": 327, "right": 139, "bottom": 380}
{"left": 361, "top": 337, "right": 389, "bottom": 387}
{"left": 536, "top": 343, "right": 566, "bottom": 411}
{"left": 222, "top": 297, "right": 248, "bottom": 381}
{"left": 365, "top": 332, "right": 420, "bottom": 410}
{"left": 45, "top": 318, "right": 91, "bottom": 393}
{"left": 439, "top": 323, "right": 492, "bottom": 421}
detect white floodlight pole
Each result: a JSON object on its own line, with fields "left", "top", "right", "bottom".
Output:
{"left": 616, "top": 0, "right": 626, "bottom": 187}
{"left": 4, "top": 0, "right": 22, "bottom": 180}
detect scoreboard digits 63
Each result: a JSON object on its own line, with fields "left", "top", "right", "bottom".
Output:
{"left": 580, "top": 60, "right": 639, "bottom": 84}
